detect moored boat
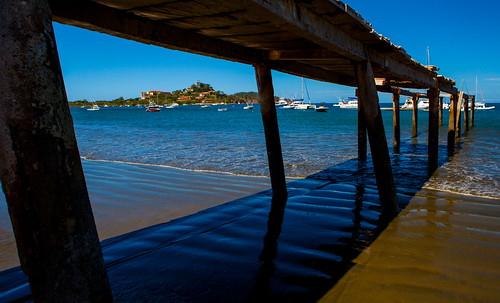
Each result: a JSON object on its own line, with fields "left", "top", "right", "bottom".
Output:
{"left": 86, "top": 104, "right": 100, "bottom": 111}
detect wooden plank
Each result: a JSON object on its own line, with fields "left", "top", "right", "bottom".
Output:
{"left": 0, "top": 1, "right": 112, "bottom": 301}
{"left": 355, "top": 59, "right": 398, "bottom": 218}
{"left": 356, "top": 89, "right": 367, "bottom": 161}
{"left": 427, "top": 88, "right": 440, "bottom": 174}
{"left": 50, "top": 0, "right": 263, "bottom": 65}
{"left": 392, "top": 90, "right": 401, "bottom": 153}
{"left": 447, "top": 94, "right": 458, "bottom": 150}
{"left": 254, "top": 63, "right": 287, "bottom": 201}
{"left": 412, "top": 96, "right": 419, "bottom": 138}
{"left": 248, "top": 0, "right": 438, "bottom": 88}
{"left": 268, "top": 49, "right": 344, "bottom": 61}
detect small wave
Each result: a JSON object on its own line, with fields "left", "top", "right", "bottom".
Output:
{"left": 422, "top": 185, "right": 500, "bottom": 201}
{"left": 79, "top": 157, "right": 305, "bottom": 179}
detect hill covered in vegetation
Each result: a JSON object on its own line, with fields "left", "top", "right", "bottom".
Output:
{"left": 69, "top": 81, "right": 258, "bottom": 107}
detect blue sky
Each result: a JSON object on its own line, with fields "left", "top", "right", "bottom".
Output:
{"left": 53, "top": 0, "right": 500, "bottom": 102}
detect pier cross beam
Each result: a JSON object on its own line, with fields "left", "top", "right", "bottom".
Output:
{"left": 412, "top": 95, "right": 419, "bottom": 138}
{"left": 392, "top": 90, "right": 401, "bottom": 153}
{"left": 254, "top": 63, "right": 287, "bottom": 202}
{"left": 0, "top": 0, "right": 112, "bottom": 302}
{"left": 356, "top": 89, "right": 368, "bottom": 161}
{"left": 355, "top": 59, "right": 398, "bottom": 217}
{"left": 427, "top": 88, "right": 440, "bottom": 174}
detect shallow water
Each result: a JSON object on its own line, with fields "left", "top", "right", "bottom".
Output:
{"left": 72, "top": 104, "right": 500, "bottom": 198}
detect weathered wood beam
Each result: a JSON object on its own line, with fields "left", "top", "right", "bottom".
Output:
{"left": 427, "top": 88, "right": 440, "bottom": 174}
{"left": 471, "top": 95, "right": 476, "bottom": 128}
{"left": 249, "top": 0, "right": 437, "bottom": 88}
{"left": 447, "top": 94, "right": 458, "bottom": 151}
{"left": 268, "top": 49, "right": 341, "bottom": 60}
{"left": 356, "top": 89, "right": 367, "bottom": 161}
{"left": 49, "top": 0, "right": 264, "bottom": 65}
{"left": 355, "top": 59, "right": 398, "bottom": 217}
{"left": 377, "top": 85, "right": 418, "bottom": 97}
{"left": 412, "top": 96, "right": 419, "bottom": 138}
{"left": 392, "top": 90, "right": 401, "bottom": 153}
{"left": 456, "top": 91, "right": 465, "bottom": 138}
{"left": 438, "top": 97, "right": 444, "bottom": 126}
{"left": 0, "top": 1, "right": 112, "bottom": 301}
{"left": 464, "top": 95, "right": 470, "bottom": 131}
{"left": 254, "top": 63, "right": 287, "bottom": 201}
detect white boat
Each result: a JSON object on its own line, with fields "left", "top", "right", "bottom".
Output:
{"left": 86, "top": 104, "right": 100, "bottom": 111}
{"left": 417, "top": 99, "right": 429, "bottom": 110}
{"left": 281, "top": 104, "right": 295, "bottom": 109}
{"left": 462, "top": 101, "right": 495, "bottom": 111}
{"left": 145, "top": 100, "right": 161, "bottom": 112}
{"left": 217, "top": 107, "right": 228, "bottom": 112}
{"left": 315, "top": 104, "right": 328, "bottom": 112}
{"left": 337, "top": 97, "right": 358, "bottom": 109}
{"left": 164, "top": 102, "right": 179, "bottom": 109}
{"left": 243, "top": 104, "right": 254, "bottom": 110}
{"left": 400, "top": 98, "right": 414, "bottom": 110}
{"left": 200, "top": 104, "right": 210, "bottom": 108}
{"left": 275, "top": 98, "right": 289, "bottom": 107}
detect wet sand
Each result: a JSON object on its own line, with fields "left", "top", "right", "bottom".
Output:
{"left": 0, "top": 160, "right": 270, "bottom": 270}
{"left": 320, "top": 189, "right": 500, "bottom": 303}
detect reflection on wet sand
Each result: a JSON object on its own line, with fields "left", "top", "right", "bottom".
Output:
{"left": 320, "top": 189, "right": 500, "bottom": 303}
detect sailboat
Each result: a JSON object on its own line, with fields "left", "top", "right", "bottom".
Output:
{"left": 294, "top": 77, "right": 315, "bottom": 110}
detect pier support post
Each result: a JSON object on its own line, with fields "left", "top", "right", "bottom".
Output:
{"left": 471, "top": 95, "right": 475, "bottom": 128}
{"left": 427, "top": 88, "right": 440, "bottom": 174}
{"left": 392, "top": 90, "right": 400, "bottom": 153}
{"left": 447, "top": 94, "right": 458, "bottom": 151}
{"left": 355, "top": 60, "right": 397, "bottom": 217}
{"left": 412, "top": 96, "right": 419, "bottom": 138}
{"left": 456, "top": 92, "right": 464, "bottom": 139}
{"left": 254, "top": 63, "right": 287, "bottom": 201}
{"left": 0, "top": 1, "right": 112, "bottom": 302}
{"left": 439, "top": 97, "right": 444, "bottom": 126}
{"left": 356, "top": 89, "right": 367, "bottom": 161}
{"left": 464, "top": 95, "right": 470, "bottom": 132}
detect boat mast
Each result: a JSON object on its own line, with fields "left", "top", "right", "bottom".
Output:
{"left": 301, "top": 77, "right": 304, "bottom": 101}
{"left": 426, "top": 46, "right": 431, "bottom": 66}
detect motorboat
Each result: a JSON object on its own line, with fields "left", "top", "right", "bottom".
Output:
{"left": 417, "top": 99, "right": 429, "bottom": 110}
{"left": 462, "top": 102, "right": 495, "bottom": 111}
{"left": 146, "top": 100, "right": 161, "bottom": 112}
{"left": 200, "top": 104, "right": 210, "bottom": 108}
{"left": 400, "top": 98, "right": 414, "bottom": 110}
{"left": 86, "top": 104, "right": 100, "bottom": 111}
{"left": 275, "top": 98, "right": 289, "bottom": 107}
{"left": 243, "top": 104, "right": 254, "bottom": 110}
{"left": 336, "top": 97, "right": 358, "bottom": 109}
{"left": 217, "top": 107, "right": 228, "bottom": 112}
{"left": 315, "top": 104, "right": 328, "bottom": 112}
{"left": 164, "top": 102, "right": 179, "bottom": 109}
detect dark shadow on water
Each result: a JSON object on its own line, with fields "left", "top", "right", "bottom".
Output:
{"left": 0, "top": 142, "right": 455, "bottom": 303}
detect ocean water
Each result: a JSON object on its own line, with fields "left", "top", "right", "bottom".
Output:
{"left": 72, "top": 104, "right": 500, "bottom": 199}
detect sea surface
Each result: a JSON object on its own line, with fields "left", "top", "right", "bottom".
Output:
{"left": 73, "top": 103, "right": 500, "bottom": 199}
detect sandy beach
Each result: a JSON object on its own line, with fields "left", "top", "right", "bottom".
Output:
{"left": 0, "top": 160, "right": 270, "bottom": 271}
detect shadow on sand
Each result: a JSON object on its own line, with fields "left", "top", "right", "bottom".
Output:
{"left": 0, "top": 142, "right": 455, "bottom": 302}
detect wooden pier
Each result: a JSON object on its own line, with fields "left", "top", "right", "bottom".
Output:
{"left": 0, "top": 0, "right": 478, "bottom": 301}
